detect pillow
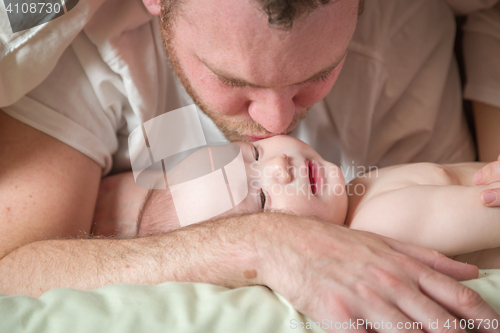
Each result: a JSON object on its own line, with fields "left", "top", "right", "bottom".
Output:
{"left": 1, "top": 270, "right": 498, "bottom": 333}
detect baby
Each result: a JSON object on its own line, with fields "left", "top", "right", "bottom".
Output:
{"left": 136, "top": 135, "right": 500, "bottom": 269}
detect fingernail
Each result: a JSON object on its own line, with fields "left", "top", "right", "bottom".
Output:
{"left": 473, "top": 170, "right": 482, "bottom": 184}
{"left": 482, "top": 191, "right": 497, "bottom": 205}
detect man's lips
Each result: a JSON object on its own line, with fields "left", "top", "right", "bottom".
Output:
{"left": 244, "top": 131, "right": 295, "bottom": 141}
{"left": 245, "top": 134, "right": 275, "bottom": 141}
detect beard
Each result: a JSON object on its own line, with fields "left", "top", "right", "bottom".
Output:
{"left": 160, "top": 11, "right": 309, "bottom": 142}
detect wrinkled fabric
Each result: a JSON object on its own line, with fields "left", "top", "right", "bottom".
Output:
{"left": 0, "top": 270, "right": 499, "bottom": 333}
{"left": 463, "top": 1, "right": 500, "bottom": 108}
{"left": 0, "top": 0, "right": 106, "bottom": 106}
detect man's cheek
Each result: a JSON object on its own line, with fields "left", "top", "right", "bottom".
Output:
{"left": 295, "top": 80, "right": 337, "bottom": 107}
{"left": 202, "top": 85, "right": 250, "bottom": 116}
{"left": 295, "top": 61, "right": 344, "bottom": 107}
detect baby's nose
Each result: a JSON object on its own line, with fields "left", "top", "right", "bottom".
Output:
{"left": 273, "top": 154, "right": 292, "bottom": 184}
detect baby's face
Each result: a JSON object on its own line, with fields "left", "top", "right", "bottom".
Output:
{"left": 226, "top": 135, "right": 348, "bottom": 225}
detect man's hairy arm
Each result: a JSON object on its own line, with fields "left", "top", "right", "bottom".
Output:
{"left": 0, "top": 112, "right": 256, "bottom": 294}
{"left": 2, "top": 211, "right": 500, "bottom": 333}
{"left": 0, "top": 111, "right": 101, "bottom": 259}
{"left": 0, "top": 214, "right": 262, "bottom": 296}
{"left": 1, "top": 112, "right": 499, "bottom": 332}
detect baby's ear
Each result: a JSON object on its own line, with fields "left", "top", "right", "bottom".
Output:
{"left": 143, "top": 0, "right": 161, "bottom": 15}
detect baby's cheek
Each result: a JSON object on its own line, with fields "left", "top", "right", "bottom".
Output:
{"left": 272, "top": 193, "right": 316, "bottom": 216}
{"left": 286, "top": 197, "right": 338, "bottom": 224}
{"left": 217, "top": 196, "right": 258, "bottom": 219}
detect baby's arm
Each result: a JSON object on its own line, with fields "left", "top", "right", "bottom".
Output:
{"left": 350, "top": 183, "right": 500, "bottom": 257}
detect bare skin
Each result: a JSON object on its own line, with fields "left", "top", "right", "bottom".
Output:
{"left": 1, "top": 0, "right": 500, "bottom": 331}
{"left": 91, "top": 172, "right": 148, "bottom": 238}
{"left": 2, "top": 111, "right": 500, "bottom": 332}
{"left": 133, "top": 137, "right": 500, "bottom": 268}
{"left": 347, "top": 162, "right": 500, "bottom": 267}
{"left": 0, "top": 112, "right": 100, "bottom": 259}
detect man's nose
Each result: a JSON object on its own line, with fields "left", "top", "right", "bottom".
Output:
{"left": 248, "top": 88, "right": 297, "bottom": 134}
{"left": 270, "top": 154, "right": 292, "bottom": 184}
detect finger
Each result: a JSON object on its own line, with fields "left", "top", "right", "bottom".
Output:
{"left": 320, "top": 307, "right": 369, "bottom": 333}
{"left": 473, "top": 161, "right": 500, "bottom": 185}
{"left": 377, "top": 235, "right": 479, "bottom": 281}
{"left": 418, "top": 268, "right": 500, "bottom": 333}
{"left": 480, "top": 188, "right": 500, "bottom": 207}
{"left": 396, "top": 296, "right": 465, "bottom": 333}
{"left": 356, "top": 284, "right": 424, "bottom": 333}
{"left": 393, "top": 285, "right": 465, "bottom": 333}
{"left": 365, "top": 263, "right": 465, "bottom": 333}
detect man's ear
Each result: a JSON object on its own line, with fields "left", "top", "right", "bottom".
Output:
{"left": 143, "top": 0, "right": 161, "bottom": 15}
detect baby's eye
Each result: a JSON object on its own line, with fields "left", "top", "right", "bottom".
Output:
{"left": 259, "top": 189, "right": 266, "bottom": 210}
{"left": 253, "top": 146, "right": 260, "bottom": 161}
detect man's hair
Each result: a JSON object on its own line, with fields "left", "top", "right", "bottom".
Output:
{"left": 256, "top": 0, "right": 332, "bottom": 29}
{"left": 162, "top": 0, "right": 364, "bottom": 31}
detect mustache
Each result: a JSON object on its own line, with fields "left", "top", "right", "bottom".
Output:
{"left": 216, "top": 107, "right": 310, "bottom": 138}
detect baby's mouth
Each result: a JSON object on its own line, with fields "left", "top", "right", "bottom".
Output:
{"left": 308, "top": 160, "right": 318, "bottom": 195}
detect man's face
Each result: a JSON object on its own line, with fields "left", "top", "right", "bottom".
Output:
{"left": 162, "top": 0, "right": 359, "bottom": 142}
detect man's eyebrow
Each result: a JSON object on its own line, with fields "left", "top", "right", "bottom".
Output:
{"left": 202, "top": 52, "right": 346, "bottom": 88}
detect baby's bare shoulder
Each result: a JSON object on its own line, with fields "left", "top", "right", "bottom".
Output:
{"left": 346, "top": 163, "right": 458, "bottom": 227}
{"left": 350, "top": 163, "right": 452, "bottom": 197}
{"left": 373, "top": 162, "right": 464, "bottom": 187}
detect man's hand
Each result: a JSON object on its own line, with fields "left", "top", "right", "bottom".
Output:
{"left": 474, "top": 154, "right": 500, "bottom": 207}
{"left": 255, "top": 216, "right": 500, "bottom": 333}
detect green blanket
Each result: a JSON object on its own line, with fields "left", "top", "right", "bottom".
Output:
{"left": 1, "top": 270, "right": 499, "bottom": 333}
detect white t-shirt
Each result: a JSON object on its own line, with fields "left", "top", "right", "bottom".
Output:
{"left": 463, "top": 1, "right": 500, "bottom": 108}
{"left": 2, "top": 0, "right": 494, "bottom": 181}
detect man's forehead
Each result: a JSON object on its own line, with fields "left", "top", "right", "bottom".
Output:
{"left": 174, "top": 0, "right": 358, "bottom": 87}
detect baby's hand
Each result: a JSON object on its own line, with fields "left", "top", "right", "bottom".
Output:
{"left": 474, "top": 154, "right": 500, "bottom": 207}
